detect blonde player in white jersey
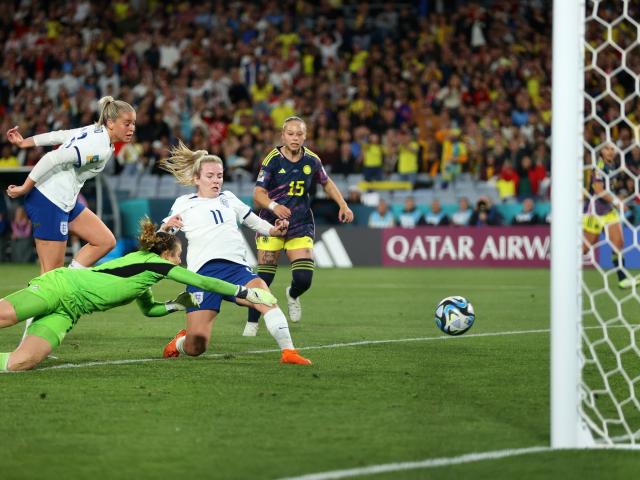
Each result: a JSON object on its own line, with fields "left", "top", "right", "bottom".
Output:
{"left": 5, "top": 96, "right": 136, "bottom": 272}
{"left": 158, "top": 141, "right": 312, "bottom": 365}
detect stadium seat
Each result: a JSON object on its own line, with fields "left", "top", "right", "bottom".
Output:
{"left": 475, "top": 182, "right": 501, "bottom": 203}
{"left": 136, "top": 174, "right": 159, "bottom": 199}
{"left": 116, "top": 174, "right": 139, "bottom": 198}
{"left": 496, "top": 202, "right": 523, "bottom": 224}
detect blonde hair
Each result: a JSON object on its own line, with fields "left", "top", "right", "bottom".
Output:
{"left": 138, "top": 217, "right": 180, "bottom": 255}
{"left": 282, "top": 115, "right": 306, "bottom": 132}
{"left": 96, "top": 96, "right": 135, "bottom": 126}
{"left": 158, "top": 140, "right": 223, "bottom": 186}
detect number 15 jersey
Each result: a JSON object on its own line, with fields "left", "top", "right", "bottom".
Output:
{"left": 164, "top": 191, "right": 252, "bottom": 272}
{"left": 255, "top": 146, "right": 329, "bottom": 239}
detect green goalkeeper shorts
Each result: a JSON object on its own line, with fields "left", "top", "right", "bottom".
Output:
{"left": 4, "top": 289, "right": 74, "bottom": 349}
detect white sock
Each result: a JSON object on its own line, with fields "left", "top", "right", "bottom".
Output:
{"left": 176, "top": 336, "right": 187, "bottom": 355}
{"left": 69, "top": 259, "right": 88, "bottom": 269}
{"left": 263, "top": 308, "right": 294, "bottom": 350}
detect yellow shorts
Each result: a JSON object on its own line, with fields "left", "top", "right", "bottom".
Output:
{"left": 256, "top": 235, "right": 314, "bottom": 252}
{"left": 583, "top": 209, "right": 620, "bottom": 235}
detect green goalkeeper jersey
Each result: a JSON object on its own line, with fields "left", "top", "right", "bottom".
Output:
{"left": 25, "top": 251, "right": 239, "bottom": 320}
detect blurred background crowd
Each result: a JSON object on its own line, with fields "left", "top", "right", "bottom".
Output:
{"left": 0, "top": 0, "right": 554, "bottom": 194}
{"left": 0, "top": 0, "right": 639, "bottom": 260}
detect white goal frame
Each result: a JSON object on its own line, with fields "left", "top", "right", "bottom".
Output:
{"left": 550, "top": 0, "right": 589, "bottom": 448}
{"left": 551, "top": 0, "right": 640, "bottom": 449}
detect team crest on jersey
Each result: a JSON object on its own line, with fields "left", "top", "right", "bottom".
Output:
{"left": 220, "top": 197, "right": 229, "bottom": 208}
{"left": 194, "top": 292, "right": 204, "bottom": 304}
{"left": 60, "top": 221, "right": 68, "bottom": 235}
{"left": 257, "top": 169, "right": 266, "bottom": 182}
{"left": 86, "top": 154, "right": 100, "bottom": 164}
{"left": 303, "top": 165, "right": 311, "bottom": 175}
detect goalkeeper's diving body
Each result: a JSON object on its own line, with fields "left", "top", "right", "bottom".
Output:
{"left": 0, "top": 218, "right": 277, "bottom": 372}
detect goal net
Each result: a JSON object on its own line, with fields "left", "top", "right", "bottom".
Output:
{"left": 580, "top": 0, "right": 640, "bottom": 446}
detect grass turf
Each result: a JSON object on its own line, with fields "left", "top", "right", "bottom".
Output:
{"left": 0, "top": 264, "right": 638, "bottom": 479}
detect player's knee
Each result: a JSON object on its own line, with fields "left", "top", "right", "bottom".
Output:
{"left": 184, "top": 335, "right": 207, "bottom": 356}
{"left": 101, "top": 232, "right": 117, "bottom": 252}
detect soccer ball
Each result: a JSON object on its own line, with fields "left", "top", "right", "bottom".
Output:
{"left": 435, "top": 296, "right": 475, "bottom": 336}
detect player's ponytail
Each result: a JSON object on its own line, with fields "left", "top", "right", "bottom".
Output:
{"left": 96, "top": 96, "right": 135, "bottom": 127}
{"left": 158, "top": 139, "right": 223, "bottom": 186}
{"left": 138, "top": 217, "right": 180, "bottom": 255}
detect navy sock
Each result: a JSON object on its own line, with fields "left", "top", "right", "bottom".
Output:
{"left": 289, "top": 259, "right": 314, "bottom": 298}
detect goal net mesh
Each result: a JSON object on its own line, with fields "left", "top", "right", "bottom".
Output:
{"left": 582, "top": 0, "right": 640, "bottom": 445}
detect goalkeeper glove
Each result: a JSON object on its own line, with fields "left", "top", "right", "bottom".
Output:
{"left": 165, "top": 292, "right": 200, "bottom": 312}
{"left": 236, "top": 286, "right": 277, "bottom": 306}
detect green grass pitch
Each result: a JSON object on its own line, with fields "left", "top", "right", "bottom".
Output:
{"left": 0, "top": 264, "right": 638, "bottom": 479}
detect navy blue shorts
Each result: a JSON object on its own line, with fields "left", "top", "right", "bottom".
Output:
{"left": 186, "top": 260, "right": 258, "bottom": 313}
{"left": 24, "top": 188, "right": 86, "bottom": 241}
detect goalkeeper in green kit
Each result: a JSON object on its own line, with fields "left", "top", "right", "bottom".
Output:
{"left": 0, "top": 218, "right": 276, "bottom": 371}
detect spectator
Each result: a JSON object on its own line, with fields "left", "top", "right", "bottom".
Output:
{"left": 436, "top": 127, "right": 468, "bottom": 187}
{"left": 496, "top": 160, "right": 519, "bottom": 201}
{"left": 10, "top": 206, "right": 33, "bottom": 263}
{"left": 396, "top": 129, "right": 420, "bottom": 187}
{"left": 451, "top": 197, "right": 472, "bottom": 226}
{"left": 512, "top": 198, "right": 542, "bottom": 225}
{"left": 529, "top": 155, "right": 550, "bottom": 198}
{"left": 361, "top": 132, "right": 385, "bottom": 182}
{"left": 368, "top": 198, "right": 395, "bottom": 228}
{"left": 333, "top": 141, "right": 358, "bottom": 176}
{"left": 397, "top": 196, "right": 425, "bottom": 228}
{"left": 469, "top": 196, "right": 503, "bottom": 226}
{"left": 346, "top": 186, "right": 362, "bottom": 205}
{"left": 424, "top": 199, "right": 450, "bottom": 226}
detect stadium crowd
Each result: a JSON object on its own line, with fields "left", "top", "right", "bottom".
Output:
{"left": 0, "top": 0, "right": 555, "bottom": 198}
{"left": 0, "top": 0, "right": 639, "bottom": 260}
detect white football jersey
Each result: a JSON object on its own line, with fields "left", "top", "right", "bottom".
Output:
{"left": 164, "top": 190, "right": 253, "bottom": 272}
{"left": 33, "top": 124, "right": 113, "bottom": 212}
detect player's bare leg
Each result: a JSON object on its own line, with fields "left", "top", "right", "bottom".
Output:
{"left": 69, "top": 209, "right": 116, "bottom": 268}
{"left": 607, "top": 223, "right": 634, "bottom": 288}
{"left": 164, "top": 310, "right": 216, "bottom": 358}
{"left": 1, "top": 336, "right": 51, "bottom": 371}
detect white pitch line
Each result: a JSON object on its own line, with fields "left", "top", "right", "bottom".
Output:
{"left": 275, "top": 446, "right": 553, "bottom": 480}
{"left": 3, "top": 324, "right": 624, "bottom": 373}
{"left": 23, "top": 327, "right": 552, "bottom": 372}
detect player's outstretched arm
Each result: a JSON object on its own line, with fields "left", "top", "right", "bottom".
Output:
{"left": 167, "top": 265, "right": 242, "bottom": 297}
{"left": 242, "top": 211, "right": 289, "bottom": 237}
{"left": 167, "top": 265, "right": 276, "bottom": 305}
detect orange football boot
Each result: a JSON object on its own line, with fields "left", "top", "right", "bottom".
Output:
{"left": 280, "top": 349, "right": 312, "bottom": 365}
{"left": 163, "top": 329, "right": 186, "bottom": 358}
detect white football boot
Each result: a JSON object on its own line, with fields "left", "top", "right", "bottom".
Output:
{"left": 285, "top": 286, "right": 302, "bottom": 322}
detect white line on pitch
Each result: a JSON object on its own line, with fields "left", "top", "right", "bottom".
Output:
{"left": 2, "top": 325, "right": 623, "bottom": 373}
{"left": 275, "top": 446, "right": 553, "bottom": 480}
{"left": 24, "top": 328, "right": 551, "bottom": 372}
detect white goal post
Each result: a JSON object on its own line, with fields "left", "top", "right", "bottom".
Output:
{"left": 552, "top": 0, "right": 640, "bottom": 449}
{"left": 551, "top": 0, "right": 586, "bottom": 449}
